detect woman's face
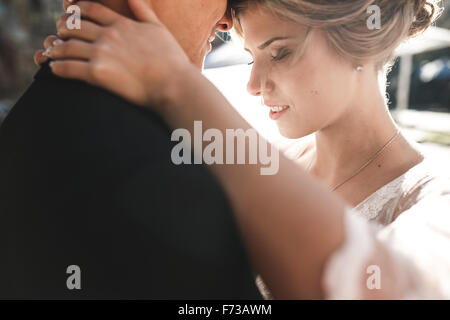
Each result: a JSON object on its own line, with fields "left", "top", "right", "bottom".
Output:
{"left": 240, "top": 7, "right": 358, "bottom": 139}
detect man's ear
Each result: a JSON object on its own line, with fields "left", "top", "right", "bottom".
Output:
{"left": 216, "top": 6, "right": 233, "bottom": 32}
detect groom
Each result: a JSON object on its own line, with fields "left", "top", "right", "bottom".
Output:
{"left": 0, "top": 0, "right": 261, "bottom": 299}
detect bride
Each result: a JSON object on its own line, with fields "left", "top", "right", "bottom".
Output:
{"left": 36, "top": 0, "right": 449, "bottom": 299}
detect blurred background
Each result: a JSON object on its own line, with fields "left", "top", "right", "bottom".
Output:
{"left": 0, "top": 0, "right": 449, "bottom": 172}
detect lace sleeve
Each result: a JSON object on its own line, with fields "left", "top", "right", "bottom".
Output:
{"left": 322, "top": 190, "right": 450, "bottom": 299}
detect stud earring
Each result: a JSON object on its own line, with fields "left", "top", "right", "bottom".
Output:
{"left": 356, "top": 66, "right": 364, "bottom": 72}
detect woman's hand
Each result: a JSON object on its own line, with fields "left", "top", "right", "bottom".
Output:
{"left": 44, "top": 0, "right": 194, "bottom": 108}
{"left": 34, "top": 35, "right": 60, "bottom": 67}
{"left": 34, "top": 0, "right": 82, "bottom": 66}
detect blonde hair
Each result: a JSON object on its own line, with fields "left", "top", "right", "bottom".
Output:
{"left": 231, "top": 0, "right": 443, "bottom": 71}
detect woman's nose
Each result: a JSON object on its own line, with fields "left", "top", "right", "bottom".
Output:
{"left": 247, "top": 72, "right": 273, "bottom": 97}
{"left": 247, "top": 78, "right": 261, "bottom": 96}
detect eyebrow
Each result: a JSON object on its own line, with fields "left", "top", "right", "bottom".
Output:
{"left": 258, "top": 36, "right": 291, "bottom": 50}
{"left": 244, "top": 36, "right": 292, "bottom": 53}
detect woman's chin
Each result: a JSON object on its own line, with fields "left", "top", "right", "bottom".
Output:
{"left": 277, "top": 125, "right": 309, "bottom": 140}
{"left": 278, "top": 129, "right": 303, "bottom": 140}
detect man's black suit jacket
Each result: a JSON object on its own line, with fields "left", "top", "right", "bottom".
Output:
{"left": 0, "top": 63, "right": 261, "bottom": 299}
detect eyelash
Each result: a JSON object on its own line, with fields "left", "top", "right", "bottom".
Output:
{"left": 247, "top": 48, "right": 291, "bottom": 65}
{"left": 271, "top": 48, "right": 291, "bottom": 61}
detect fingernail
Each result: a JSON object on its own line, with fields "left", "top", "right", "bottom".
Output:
{"left": 49, "top": 61, "right": 55, "bottom": 68}
{"left": 43, "top": 47, "right": 52, "bottom": 57}
{"left": 53, "top": 39, "right": 64, "bottom": 47}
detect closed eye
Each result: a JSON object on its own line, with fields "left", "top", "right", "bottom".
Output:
{"left": 271, "top": 48, "right": 292, "bottom": 62}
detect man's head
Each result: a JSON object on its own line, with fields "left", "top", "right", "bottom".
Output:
{"left": 64, "top": 0, "right": 233, "bottom": 68}
{"left": 151, "top": 0, "right": 233, "bottom": 68}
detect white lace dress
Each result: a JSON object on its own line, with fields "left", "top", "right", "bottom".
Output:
{"left": 256, "top": 140, "right": 450, "bottom": 299}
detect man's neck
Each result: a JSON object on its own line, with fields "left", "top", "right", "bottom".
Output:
{"left": 94, "top": 0, "right": 134, "bottom": 17}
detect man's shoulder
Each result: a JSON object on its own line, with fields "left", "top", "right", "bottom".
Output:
{"left": 39, "top": 63, "right": 167, "bottom": 127}
{"left": 3, "top": 63, "right": 169, "bottom": 143}
{"left": 0, "top": 63, "right": 176, "bottom": 171}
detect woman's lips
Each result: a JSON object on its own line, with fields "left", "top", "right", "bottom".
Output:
{"left": 268, "top": 105, "right": 290, "bottom": 120}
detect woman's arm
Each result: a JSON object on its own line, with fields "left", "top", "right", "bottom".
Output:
{"left": 165, "top": 66, "right": 348, "bottom": 299}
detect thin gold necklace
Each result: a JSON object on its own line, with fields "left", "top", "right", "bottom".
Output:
{"left": 306, "top": 129, "right": 401, "bottom": 192}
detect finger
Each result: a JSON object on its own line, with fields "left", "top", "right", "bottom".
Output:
{"left": 56, "top": 13, "right": 71, "bottom": 31}
{"left": 63, "top": 0, "right": 78, "bottom": 11}
{"left": 34, "top": 50, "right": 49, "bottom": 67}
{"left": 76, "top": 1, "right": 123, "bottom": 26}
{"left": 49, "top": 60, "right": 93, "bottom": 84}
{"left": 46, "top": 39, "right": 94, "bottom": 61}
{"left": 128, "top": 0, "right": 160, "bottom": 23}
{"left": 43, "top": 35, "right": 60, "bottom": 49}
{"left": 57, "top": 19, "right": 104, "bottom": 42}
